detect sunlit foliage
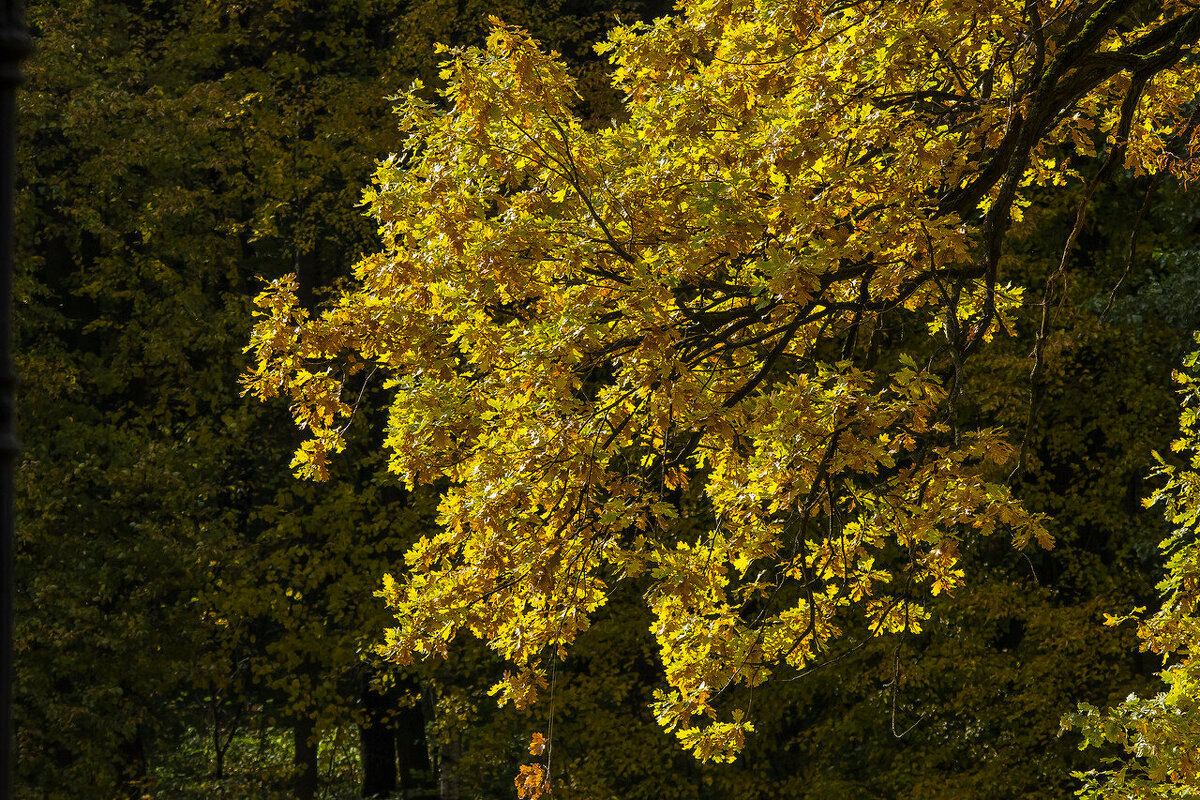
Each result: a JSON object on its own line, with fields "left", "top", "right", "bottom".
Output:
{"left": 247, "top": 1, "right": 1200, "bottom": 779}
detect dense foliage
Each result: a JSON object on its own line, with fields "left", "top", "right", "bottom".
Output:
{"left": 246, "top": 0, "right": 1200, "bottom": 790}
{"left": 17, "top": 0, "right": 1200, "bottom": 798}
{"left": 16, "top": 0, "right": 661, "bottom": 797}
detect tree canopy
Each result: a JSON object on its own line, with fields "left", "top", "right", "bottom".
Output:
{"left": 245, "top": 0, "right": 1200, "bottom": 786}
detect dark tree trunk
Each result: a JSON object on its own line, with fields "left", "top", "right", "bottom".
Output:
{"left": 396, "top": 691, "right": 435, "bottom": 798}
{"left": 293, "top": 717, "right": 319, "bottom": 800}
{"left": 360, "top": 675, "right": 397, "bottom": 798}
{"left": 0, "top": 11, "right": 29, "bottom": 799}
{"left": 360, "top": 725, "right": 397, "bottom": 798}
{"left": 213, "top": 717, "right": 224, "bottom": 780}
{"left": 430, "top": 683, "right": 459, "bottom": 800}
{"left": 211, "top": 696, "right": 243, "bottom": 781}
{"left": 435, "top": 733, "right": 460, "bottom": 800}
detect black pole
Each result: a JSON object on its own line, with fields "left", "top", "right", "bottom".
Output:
{"left": 0, "top": 1, "right": 30, "bottom": 797}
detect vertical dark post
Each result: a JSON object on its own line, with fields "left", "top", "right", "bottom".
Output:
{"left": 0, "top": 1, "right": 30, "bottom": 797}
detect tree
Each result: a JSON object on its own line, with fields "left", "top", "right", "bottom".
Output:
{"left": 1068, "top": 333, "right": 1200, "bottom": 798}
{"left": 17, "top": 0, "right": 671, "bottom": 796}
{"left": 247, "top": 0, "right": 1200, "bottom": 786}
{"left": 426, "top": 176, "right": 1198, "bottom": 800}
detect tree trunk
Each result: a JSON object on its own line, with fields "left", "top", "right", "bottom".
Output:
{"left": 436, "top": 735, "right": 460, "bottom": 800}
{"left": 213, "top": 716, "right": 224, "bottom": 781}
{"left": 433, "top": 688, "right": 460, "bottom": 800}
{"left": 293, "top": 717, "right": 319, "bottom": 800}
{"left": 396, "top": 691, "right": 435, "bottom": 798}
{"left": 360, "top": 674, "right": 397, "bottom": 798}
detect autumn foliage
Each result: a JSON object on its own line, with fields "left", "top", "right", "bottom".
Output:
{"left": 244, "top": 0, "right": 1200, "bottom": 775}
{"left": 1068, "top": 337, "right": 1200, "bottom": 797}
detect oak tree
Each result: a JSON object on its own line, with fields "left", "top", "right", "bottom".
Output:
{"left": 245, "top": 0, "right": 1200, "bottom": 786}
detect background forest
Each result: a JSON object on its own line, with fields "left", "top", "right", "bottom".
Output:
{"left": 14, "top": 0, "right": 1200, "bottom": 798}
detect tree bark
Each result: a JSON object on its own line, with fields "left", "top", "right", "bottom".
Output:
{"left": 360, "top": 674, "right": 397, "bottom": 798}
{"left": 293, "top": 716, "right": 319, "bottom": 800}
{"left": 434, "top": 692, "right": 460, "bottom": 800}
{"left": 396, "top": 691, "right": 435, "bottom": 798}
{"left": 436, "top": 736, "right": 460, "bottom": 800}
